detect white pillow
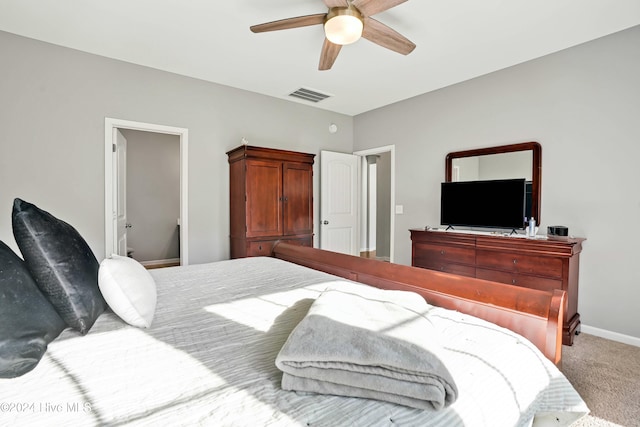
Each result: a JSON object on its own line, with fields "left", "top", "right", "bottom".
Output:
{"left": 98, "top": 255, "right": 157, "bottom": 328}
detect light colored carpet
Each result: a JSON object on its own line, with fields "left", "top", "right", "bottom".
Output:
{"left": 562, "top": 333, "right": 640, "bottom": 427}
{"left": 572, "top": 415, "right": 623, "bottom": 427}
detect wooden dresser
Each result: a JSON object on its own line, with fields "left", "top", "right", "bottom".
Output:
{"left": 228, "top": 145, "right": 315, "bottom": 258}
{"left": 410, "top": 228, "right": 585, "bottom": 345}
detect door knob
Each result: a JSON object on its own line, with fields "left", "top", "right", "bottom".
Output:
{"left": 322, "top": 220, "right": 329, "bottom": 225}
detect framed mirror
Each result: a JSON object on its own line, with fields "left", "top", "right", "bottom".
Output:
{"left": 445, "top": 141, "right": 541, "bottom": 225}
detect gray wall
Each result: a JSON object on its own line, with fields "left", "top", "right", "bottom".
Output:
{"left": 376, "top": 151, "right": 391, "bottom": 258}
{"left": 0, "top": 30, "right": 353, "bottom": 264}
{"left": 354, "top": 26, "right": 640, "bottom": 340}
{"left": 121, "top": 129, "right": 180, "bottom": 262}
{"left": 478, "top": 151, "right": 532, "bottom": 181}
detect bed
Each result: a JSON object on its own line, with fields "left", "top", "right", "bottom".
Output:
{"left": 1, "top": 241, "right": 588, "bottom": 426}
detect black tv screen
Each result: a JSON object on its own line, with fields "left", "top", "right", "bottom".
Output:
{"left": 440, "top": 178, "right": 527, "bottom": 230}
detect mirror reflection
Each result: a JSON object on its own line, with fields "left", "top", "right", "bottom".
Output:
{"left": 445, "top": 142, "right": 541, "bottom": 225}
{"left": 451, "top": 151, "right": 532, "bottom": 182}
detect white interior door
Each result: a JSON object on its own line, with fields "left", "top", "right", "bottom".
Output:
{"left": 320, "top": 151, "right": 359, "bottom": 255}
{"left": 114, "top": 129, "right": 128, "bottom": 257}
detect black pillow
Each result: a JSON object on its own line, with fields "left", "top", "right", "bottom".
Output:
{"left": 12, "top": 198, "right": 106, "bottom": 334}
{"left": 0, "top": 240, "right": 67, "bottom": 378}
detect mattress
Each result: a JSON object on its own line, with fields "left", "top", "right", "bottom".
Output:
{"left": 0, "top": 257, "right": 588, "bottom": 426}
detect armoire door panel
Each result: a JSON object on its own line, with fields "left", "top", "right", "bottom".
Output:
{"left": 283, "top": 162, "right": 313, "bottom": 236}
{"left": 245, "top": 160, "right": 282, "bottom": 237}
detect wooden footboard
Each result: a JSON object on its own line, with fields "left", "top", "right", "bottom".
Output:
{"left": 272, "top": 242, "right": 565, "bottom": 365}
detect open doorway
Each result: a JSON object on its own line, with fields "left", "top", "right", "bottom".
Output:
{"left": 120, "top": 129, "right": 180, "bottom": 268}
{"left": 104, "top": 118, "right": 189, "bottom": 266}
{"left": 354, "top": 146, "right": 394, "bottom": 262}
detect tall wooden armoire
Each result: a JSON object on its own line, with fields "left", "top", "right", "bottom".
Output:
{"left": 227, "top": 145, "right": 315, "bottom": 258}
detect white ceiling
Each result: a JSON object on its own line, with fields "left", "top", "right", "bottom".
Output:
{"left": 1, "top": 0, "right": 639, "bottom": 116}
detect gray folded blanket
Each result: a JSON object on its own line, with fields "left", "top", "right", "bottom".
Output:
{"left": 275, "top": 282, "right": 458, "bottom": 410}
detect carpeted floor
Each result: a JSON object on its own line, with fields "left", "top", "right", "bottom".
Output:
{"left": 571, "top": 415, "right": 623, "bottom": 427}
{"left": 561, "top": 333, "right": 640, "bottom": 427}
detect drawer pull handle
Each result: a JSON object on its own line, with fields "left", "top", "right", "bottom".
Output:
{"left": 512, "top": 279, "right": 517, "bottom": 284}
{"left": 513, "top": 259, "right": 517, "bottom": 264}
{"left": 258, "top": 245, "right": 262, "bottom": 251}
{"left": 440, "top": 250, "right": 445, "bottom": 255}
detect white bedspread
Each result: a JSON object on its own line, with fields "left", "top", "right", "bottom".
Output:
{"left": 0, "top": 257, "right": 588, "bottom": 426}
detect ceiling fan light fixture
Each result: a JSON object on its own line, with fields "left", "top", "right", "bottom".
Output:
{"left": 324, "top": 6, "right": 363, "bottom": 45}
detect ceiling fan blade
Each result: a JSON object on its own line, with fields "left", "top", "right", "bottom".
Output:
{"left": 319, "top": 38, "right": 342, "bottom": 70}
{"left": 250, "top": 13, "right": 326, "bottom": 33}
{"left": 323, "top": 0, "right": 349, "bottom": 8}
{"left": 362, "top": 17, "right": 415, "bottom": 55}
{"left": 352, "top": 0, "right": 408, "bottom": 16}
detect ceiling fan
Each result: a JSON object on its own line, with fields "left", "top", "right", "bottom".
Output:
{"left": 250, "top": 0, "right": 416, "bottom": 71}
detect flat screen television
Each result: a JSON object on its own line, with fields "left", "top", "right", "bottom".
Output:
{"left": 440, "top": 178, "right": 527, "bottom": 230}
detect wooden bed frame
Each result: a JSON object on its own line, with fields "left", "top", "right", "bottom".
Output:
{"left": 272, "top": 242, "right": 566, "bottom": 365}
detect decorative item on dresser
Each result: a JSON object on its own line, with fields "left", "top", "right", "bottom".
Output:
{"left": 410, "top": 229, "right": 585, "bottom": 345}
{"left": 227, "top": 145, "right": 315, "bottom": 258}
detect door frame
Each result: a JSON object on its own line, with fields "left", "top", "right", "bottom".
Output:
{"left": 353, "top": 145, "right": 395, "bottom": 263}
{"left": 104, "top": 118, "right": 189, "bottom": 265}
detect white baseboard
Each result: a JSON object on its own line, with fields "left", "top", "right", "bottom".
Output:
{"left": 580, "top": 324, "right": 640, "bottom": 348}
{"left": 140, "top": 258, "right": 180, "bottom": 267}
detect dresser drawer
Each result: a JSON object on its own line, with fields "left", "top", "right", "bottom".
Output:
{"left": 413, "top": 259, "right": 476, "bottom": 277}
{"left": 414, "top": 243, "right": 475, "bottom": 265}
{"left": 476, "top": 250, "right": 563, "bottom": 279}
{"left": 476, "top": 268, "right": 562, "bottom": 292}
{"left": 440, "top": 263, "right": 476, "bottom": 277}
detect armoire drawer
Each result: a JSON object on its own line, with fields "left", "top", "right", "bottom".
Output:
{"left": 246, "top": 236, "right": 312, "bottom": 257}
{"left": 284, "top": 236, "right": 313, "bottom": 248}
{"left": 476, "top": 268, "right": 562, "bottom": 292}
{"left": 476, "top": 250, "right": 563, "bottom": 279}
{"left": 247, "top": 240, "right": 277, "bottom": 257}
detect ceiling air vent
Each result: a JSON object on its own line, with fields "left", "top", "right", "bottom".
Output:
{"left": 288, "top": 87, "right": 331, "bottom": 103}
